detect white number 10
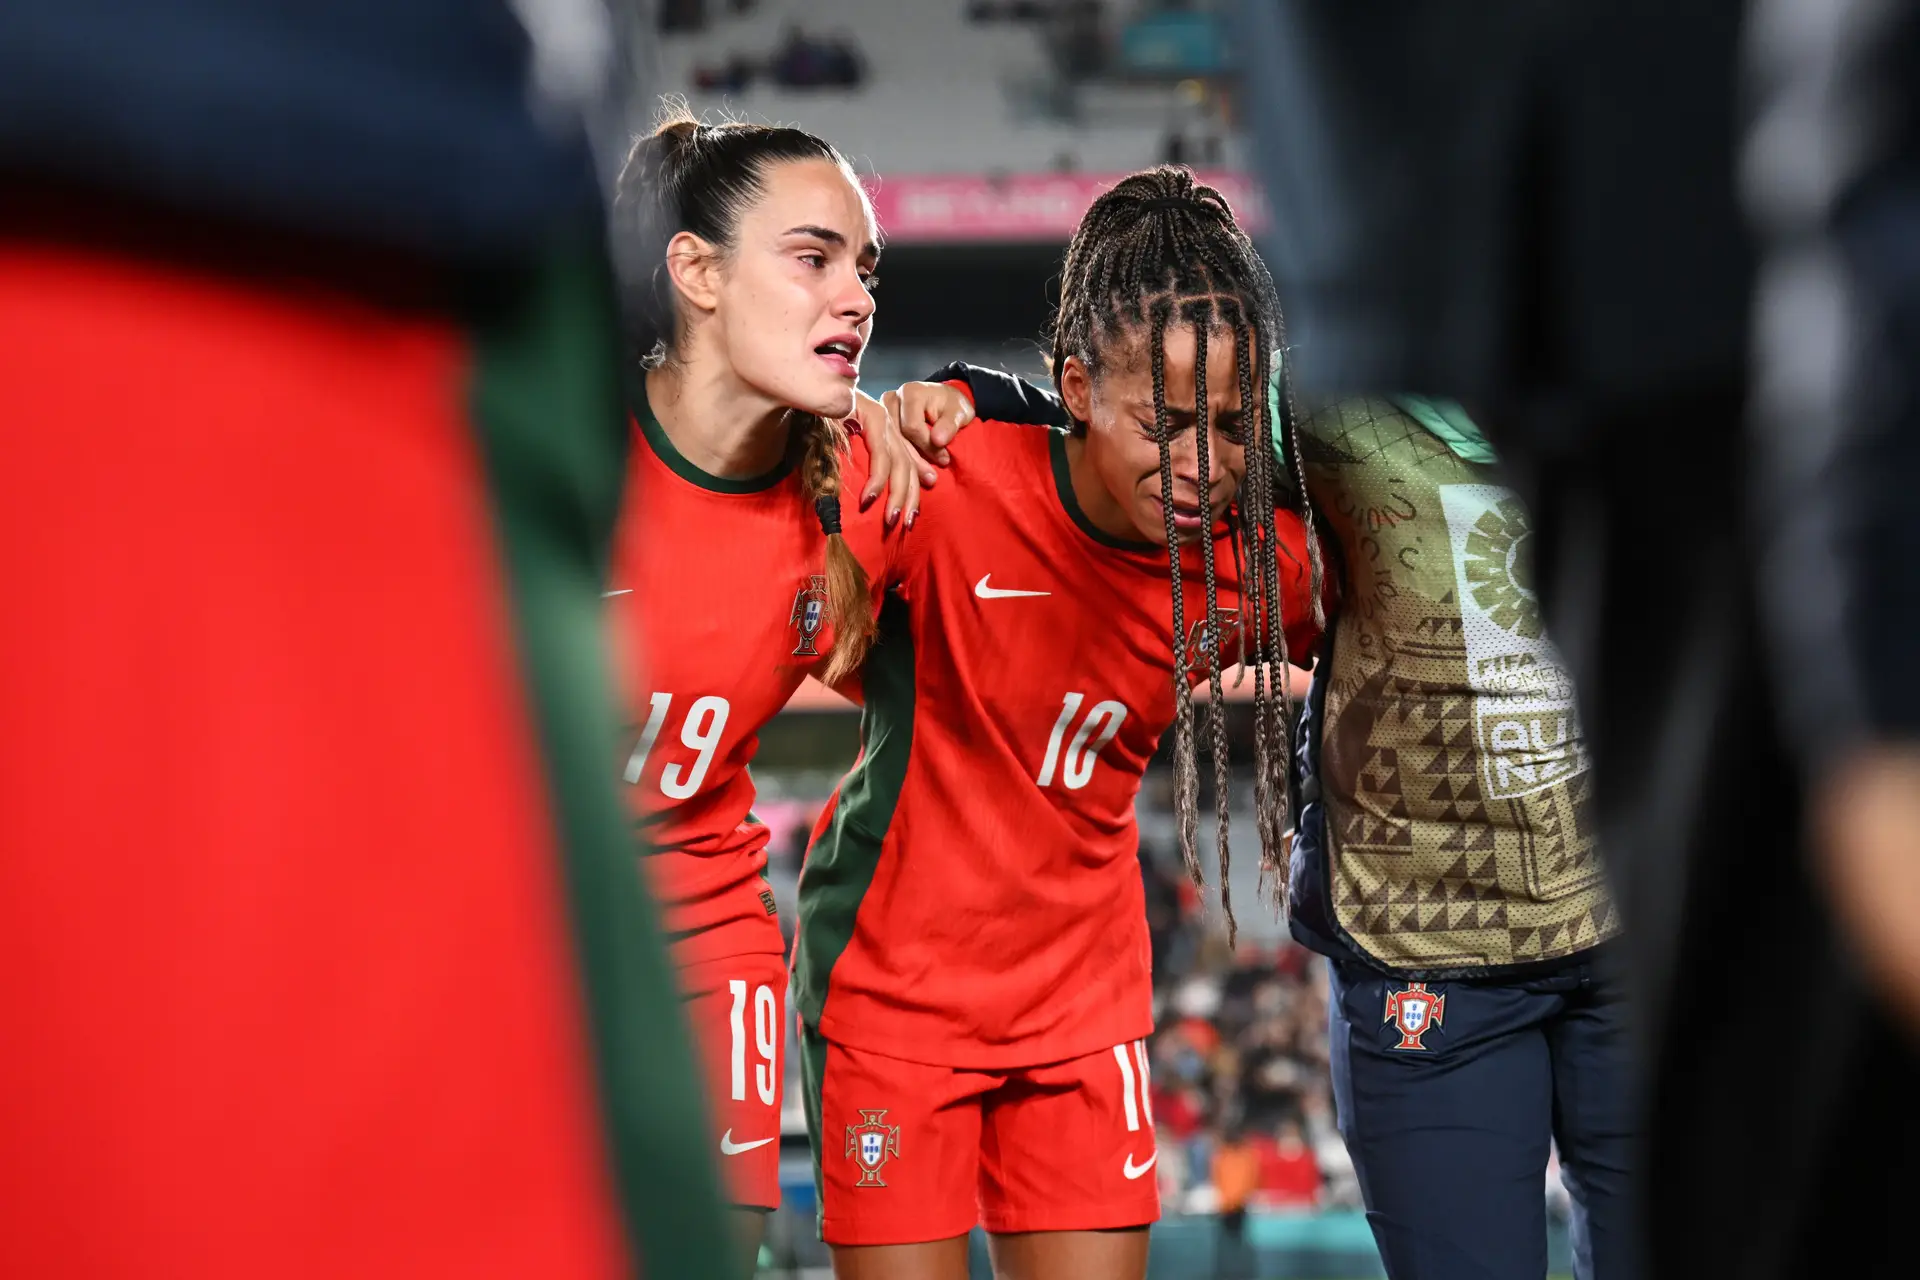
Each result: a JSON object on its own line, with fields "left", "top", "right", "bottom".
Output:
{"left": 1036, "top": 692, "right": 1128, "bottom": 790}
{"left": 728, "top": 980, "right": 778, "bottom": 1105}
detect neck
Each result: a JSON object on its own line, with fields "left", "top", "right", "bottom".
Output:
{"left": 645, "top": 358, "right": 793, "bottom": 479}
{"left": 1064, "top": 433, "right": 1150, "bottom": 543}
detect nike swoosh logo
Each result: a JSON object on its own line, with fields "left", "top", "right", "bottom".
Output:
{"left": 719, "top": 1129, "right": 776, "bottom": 1156}
{"left": 1123, "top": 1151, "right": 1157, "bottom": 1180}
{"left": 974, "top": 574, "right": 1050, "bottom": 600}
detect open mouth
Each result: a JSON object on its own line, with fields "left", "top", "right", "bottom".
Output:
{"left": 1160, "top": 497, "right": 1211, "bottom": 533}
{"left": 814, "top": 335, "right": 863, "bottom": 377}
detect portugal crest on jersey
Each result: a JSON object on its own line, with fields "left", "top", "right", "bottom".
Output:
{"left": 1182, "top": 606, "right": 1245, "bottom": 675}
{"left": 845, "top": 1108, "right": 900, "bottom": 1187}
{"left": 790, "top": 575, "right": 828, "bottom": 657}
{"left": 1383, "top": 982, "right": 1445, "bottom": 1050}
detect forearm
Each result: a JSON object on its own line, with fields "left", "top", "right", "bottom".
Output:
{"left": 926, "top": 361, "right": 1070, "bottom": 430}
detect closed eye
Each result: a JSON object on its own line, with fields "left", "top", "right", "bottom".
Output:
{"left": 1135, "top": 416, "right": 1246, "bottom": 445}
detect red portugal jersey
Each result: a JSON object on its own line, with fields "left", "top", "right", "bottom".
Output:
{"left": 793, "top": 417, "right": 1319, "bottom": 1068}
{"left": 611, "top": 391, "right": 882, "bottom": 965}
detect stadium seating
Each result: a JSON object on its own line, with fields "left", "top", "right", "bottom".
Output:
{"left": 655, "top": 0, "right": 1241, "bottom": 175}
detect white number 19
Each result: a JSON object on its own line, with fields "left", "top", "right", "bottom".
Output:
{"left": 728, "top": 979, "right": 778, "bottom": 1105}
{"left": 624, "top": 693, "right": 731, "bottom": 799}
{"left": 1036, "top": 692, "right": 1128, "bottom": 790}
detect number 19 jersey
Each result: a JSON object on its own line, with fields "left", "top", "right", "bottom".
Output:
{"left": 794, "top": 417, "right": 1318, "bottom": 1069}
{"left": 610, "top": 393, "right": 881, "bottom": 967}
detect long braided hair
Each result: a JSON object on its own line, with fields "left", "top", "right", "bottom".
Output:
{"left": 1049, "top": 167, "right": 1323, "bottom": 942}
{"left": 612, "top": 106, "right": 876, "bottom": 683}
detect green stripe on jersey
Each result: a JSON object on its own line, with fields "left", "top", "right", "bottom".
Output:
{"left": 468, "top": 244, "right": 732, "bottom": 1277}
{"left": 797, "top": 1020, "right": 831, "bottom": 1237}
{"left": 792, "top": 594, "right": 916, "bottom": 1028}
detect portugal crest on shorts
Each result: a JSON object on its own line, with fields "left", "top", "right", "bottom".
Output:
{"left": 1383, "top": 982, "right": 1445, "bottom": 1051}
{"left": 790, "top": 575, "right": 828, "bottom": 657}
{"left": 845, "top": 1108, "right": 900, "bottom": 1187}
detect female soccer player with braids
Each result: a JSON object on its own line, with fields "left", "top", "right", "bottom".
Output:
{"left": 794, "top": 167, "right": 1323, "bottom": 1280}
{"left": 607, "top": 111, "right": 974, "bottom": 1274}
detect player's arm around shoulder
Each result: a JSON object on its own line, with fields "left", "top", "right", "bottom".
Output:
{"left": 853, "top": 363, "right": 1101, "bottom": 606}
{"left": 840, "top": 382, "right": 970, "bottom": 588}
{"left": 920, "top": 361, "right": 1071, "bottom": 433}
{"left": 886, "top": 361, "right": 1071, "bottom": 506}
{"left": 813, "top": 383, "right": 969, "bottom": 708}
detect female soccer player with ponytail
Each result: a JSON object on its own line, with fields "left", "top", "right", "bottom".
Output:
{"left": 795, "top": 167, "right": 1324, "bottom": 1280}
{"left": 607, "top": 112, "right": 971, "bottom": 1272}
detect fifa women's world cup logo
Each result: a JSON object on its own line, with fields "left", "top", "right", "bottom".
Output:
{"left": 790, "top": 574, "right": 829, "bottom": 657}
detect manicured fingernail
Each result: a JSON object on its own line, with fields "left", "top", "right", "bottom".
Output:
{"left": 886, "top": 507, "right": 900, "bottom": 529}
{"left": 921, "top": 468, "right": 938, "bottom": 486}
{"left": 906, "top": 510, "right": 919, "bottom": 530}
{"left": 860, "top": 490, "right": 877, "bottom": 512}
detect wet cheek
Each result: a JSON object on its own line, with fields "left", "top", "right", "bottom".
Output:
{"left": 1137, "top": 447, "right": 1173, "bottom": 486}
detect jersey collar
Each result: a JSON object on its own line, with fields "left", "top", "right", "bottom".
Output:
{"left": 628, "top": 368, "right": 794, "bottom": 495}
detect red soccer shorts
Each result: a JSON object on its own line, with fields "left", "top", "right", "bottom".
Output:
{"left": 680, "top": 948, "right": 788, "bottom": 1211}
{"left": 805, "top": 1033, "right": 1160, "bottom": 1245}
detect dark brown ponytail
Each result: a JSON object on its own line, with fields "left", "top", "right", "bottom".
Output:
{"left": 796, "top": 414, "right": 875, "bottom": 684}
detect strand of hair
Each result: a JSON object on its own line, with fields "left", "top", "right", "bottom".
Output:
{"left": 1190, "top": 317, "right": 1237, "bottom": 948}
{"left": 1149, "top": 308, "right": 1202, "bottom": 893}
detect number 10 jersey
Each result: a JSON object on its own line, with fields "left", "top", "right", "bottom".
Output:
{"left": 794, "top": 416, "right": 1319, "bottom": 1069}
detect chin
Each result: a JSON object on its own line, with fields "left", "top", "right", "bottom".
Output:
{"left": 802, "top": 381, "right": 858, "bottom": 421}
{"left": 756, "top": 369, "right": 856, "bottom": 422}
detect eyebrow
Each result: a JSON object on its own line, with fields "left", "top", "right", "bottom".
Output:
{"left": 783, "top": 224, "right": 882, "bottom": 262}
{"left": 1125, "top": 401, "right": 1243, "bottom": 422}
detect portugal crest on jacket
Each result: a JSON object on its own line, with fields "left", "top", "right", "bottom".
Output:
{"left": 1383, "top": 982, "right": 1445, "bottom": 1050}
{"left": 790, "top": 575, "right": 828, "bottom": 657}
{"left": 845, "top": 1108, "right": 900, "bottom": 1187}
